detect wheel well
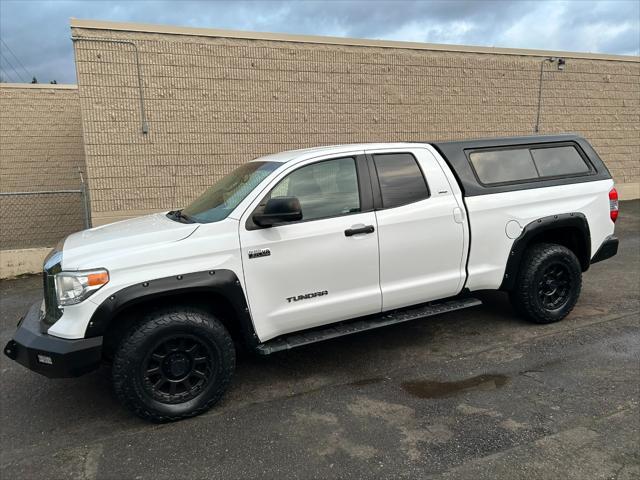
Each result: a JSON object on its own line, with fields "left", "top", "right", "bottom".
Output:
{"left": 501, "top": 214, "right": 592, "bottom": 292}
{"left": 102, "top": 291, "right": 243, "bottom": 361}
{"left": 526, "top": 226, "right": 590, "bottom": 271}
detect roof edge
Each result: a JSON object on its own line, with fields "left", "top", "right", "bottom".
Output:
{"left": 432, "top": 133, "right": 582, "bottom": 147}
{"left": 0, "top": 83, "right": 78, "bottom": 90}
{"left": 69, "top": 18, "right": 639, "bottom": 63}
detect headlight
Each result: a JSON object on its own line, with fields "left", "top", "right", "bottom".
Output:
{"left": 54, "top": 269, "right": 110, "bottom": 306}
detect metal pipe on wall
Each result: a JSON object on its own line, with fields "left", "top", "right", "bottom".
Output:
{"left": 535, "top": 57, "right": 566, "bottom": 133}
{"left": 71, "top": 36, "right": 149, "bottom": 134}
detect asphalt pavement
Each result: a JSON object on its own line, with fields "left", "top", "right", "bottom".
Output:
{"left": 1, "top": 201, "right": 638, "bottom": 479}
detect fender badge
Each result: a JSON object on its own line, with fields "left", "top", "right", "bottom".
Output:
{"left": 248, "top": 248, "right": 271, "bottom": 259}
{"left": 286, "top": 290, "right": 328, "bottom": 303}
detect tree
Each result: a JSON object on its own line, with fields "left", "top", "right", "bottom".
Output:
{"left": 31, "top": 76, "right": 38, "bottom": 84}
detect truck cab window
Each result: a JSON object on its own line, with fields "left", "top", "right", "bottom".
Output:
{"left": 267, "top": 157, "right": 360, "bottom": 222}
{"left": 373, "top": 153, "right": 430, "bottom": 208}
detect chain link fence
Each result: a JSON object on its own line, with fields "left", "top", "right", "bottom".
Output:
{"left": 0, "top": 182, "right": 90, "bottom": 250}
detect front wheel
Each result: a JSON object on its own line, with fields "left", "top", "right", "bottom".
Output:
{"left": 112, "top": 308, "right": 235, "bottom": 422}
{"left": 510, "top": 243, "right": 582, "bottom": 324}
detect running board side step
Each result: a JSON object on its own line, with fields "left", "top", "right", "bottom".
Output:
{"left": 255, "top": 297, "right": 482, "bottom": 355}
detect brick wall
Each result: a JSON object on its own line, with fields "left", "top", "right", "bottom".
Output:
{"left": 71, "top": 20, "right": 640, "bottom": 225}
{"left": 0, "top": 84, "right": 87, "bottom": 249}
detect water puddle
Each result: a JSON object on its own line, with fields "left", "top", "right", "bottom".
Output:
{"left": 401, "top": 374, "right": 508, "bottom": 398}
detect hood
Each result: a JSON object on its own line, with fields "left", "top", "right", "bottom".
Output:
{"left": 62, "top": 213, "right": 199, "bottom": 270}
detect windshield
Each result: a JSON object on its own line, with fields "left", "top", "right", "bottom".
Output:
{"left": 180, "top": 161, "right": 280, "bottom": 223}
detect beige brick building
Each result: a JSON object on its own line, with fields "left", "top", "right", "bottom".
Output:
{"left": 70, "top": 19, "right": 639, "bottom": 226}
{"left": 0, "top": 84, "right": 87, "bottom": 275}
{"left": 1, "top": 18, "right": 639, "bottom": 276}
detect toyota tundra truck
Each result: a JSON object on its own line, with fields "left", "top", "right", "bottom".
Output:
{"left": 4, "top": 134, "right": 619, "bottom": 421}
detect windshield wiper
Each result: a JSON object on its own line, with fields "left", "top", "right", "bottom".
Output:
{"left": 167, "top": 209, "right": 195, "bottom": 224}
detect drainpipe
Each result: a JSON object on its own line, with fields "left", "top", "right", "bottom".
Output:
{"left": 535, "top": 57, "right": 566, "bottom": 133}
{"left": 71, "top": 36, "right": 149, "bottom": 134}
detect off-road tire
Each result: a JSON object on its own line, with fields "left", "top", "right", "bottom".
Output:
{"left": 112, "top": 308, "right": 235, "bottom": 422}
{"left": 510, "top": 243, "right": 582, "bottom": 324}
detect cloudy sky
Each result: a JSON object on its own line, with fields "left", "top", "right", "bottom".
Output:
{"left": 0, "top": 0, "right": 638, "bottom": 84}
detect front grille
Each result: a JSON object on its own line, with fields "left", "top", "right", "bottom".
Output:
{"left": 42, "top": 249, "right": 63, "bottom": 326}
{"left": 42, "top": 272, "right": 61, "bottom": 325}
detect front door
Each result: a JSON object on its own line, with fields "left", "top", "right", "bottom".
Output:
{"left": 239, "top": 154, "right": 381, "bottom": 342}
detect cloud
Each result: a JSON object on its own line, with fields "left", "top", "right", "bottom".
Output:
{"left": 0, "top": 0, "right": 638, "bottom": 84}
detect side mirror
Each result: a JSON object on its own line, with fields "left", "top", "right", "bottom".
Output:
{"left": 253, "top": 197, "right": 303, "bottom": 227}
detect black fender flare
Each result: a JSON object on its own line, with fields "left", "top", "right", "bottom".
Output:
{"left": 85, "top": 269, "right": 258, "bottom": 348}
{"left": 500, "top": 212, "right": 591, "bottom": 291}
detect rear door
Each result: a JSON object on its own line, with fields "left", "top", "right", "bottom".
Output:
{"left": 239, "top": 153, "right": 382, "bottom": 342}
{"left": 366, "top": 147, "right": 466, "bottom": 310}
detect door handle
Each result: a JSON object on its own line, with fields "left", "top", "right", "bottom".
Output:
{"left": 344, "top": 225, "right": 375, "bottom": 237}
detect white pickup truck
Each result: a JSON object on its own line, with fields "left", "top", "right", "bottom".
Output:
{"left": 4, "top": 134, "right": 619, "bottom": 421}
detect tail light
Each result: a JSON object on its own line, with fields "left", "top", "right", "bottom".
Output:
{"left": 609, "top": 187, "right": 619, "bottom": 222}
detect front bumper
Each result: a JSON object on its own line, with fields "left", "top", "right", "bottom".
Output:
{"left": 3, "top": 301, "right": 102, "bottom": 378}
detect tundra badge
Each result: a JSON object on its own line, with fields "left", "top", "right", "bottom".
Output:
{"left": 286, "top": 291, "right": 329, "bottom": 303}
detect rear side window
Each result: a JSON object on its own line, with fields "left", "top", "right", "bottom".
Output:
{"left": 373, "top": 153, "right": 430, "bottom": 208}
{"left": 530, "top": 146, "right": 590, "bottom": 177}
{"left": 469, "top": 149, "right": 538, "bottom": 184}
{"left": 469, "top": 144, "right": 591, "bottom": 185}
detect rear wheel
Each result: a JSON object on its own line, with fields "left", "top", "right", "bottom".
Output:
{"left": 510, "top": 243, "right": 582, "bottom": 324}
{"left": 112, "top": 308, "right": 235, "bottom": 422}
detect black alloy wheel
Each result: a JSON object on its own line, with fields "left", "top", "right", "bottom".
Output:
{"left": 537, "top": 262, "right": 572, "bottom": 310}
{"left": 143, "top": 334, "right": 216, "bottom": 404}
{"left": 510, "top": 242, "right": 582, "bottom": 324}
{"left": 112, "top": 308, "right": 235, "bottom": 422}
